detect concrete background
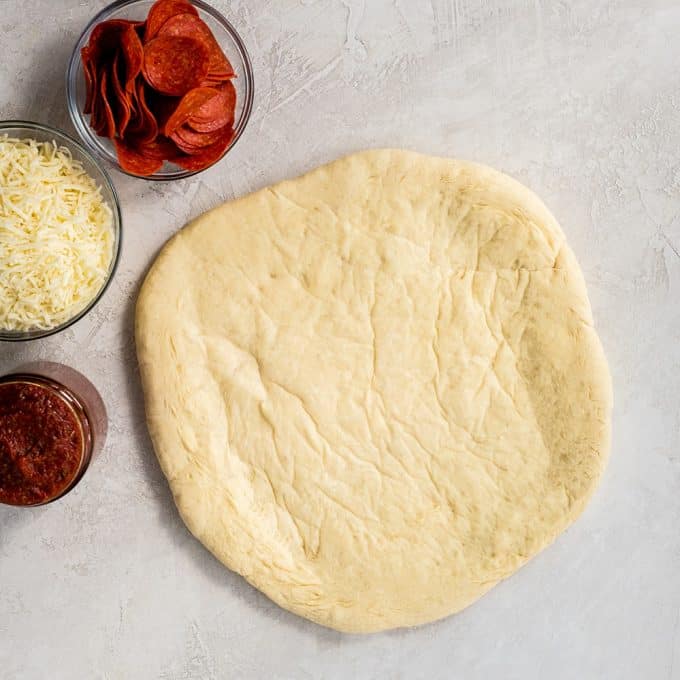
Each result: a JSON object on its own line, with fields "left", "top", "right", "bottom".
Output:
{"left": 1, "top": 1, "right": 679, "bottom": 678}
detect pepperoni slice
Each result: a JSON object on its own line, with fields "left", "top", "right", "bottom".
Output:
{"left": 169, "top": 135, "right": 201, "bottom": 155}
{"left": 90, "top": 91, "right": 104, "bottom": 136}
{"left": 137, "top": 80, "right": 158, "bottom": 142}
{"left": 173, "top": 128, "right": 234, "bottom": 171}
{"left": 199, "top": 74, "right": 234, "bottom": 87}
{"left": 89, "top": 19, "right": 142, "bottom": 59}
{"left": 162, "top": 86, "right": 217, "bottom": 136}
{"left": 84, "top": 19, "right": 144, "bottom": 132}
{"left": 128, "top": 81, "right": 159, "bottom": 143}
{"left": 142, "top": 35, "right": 209, "bottom": 96}
{"left": 144, "top": 89, "right": 180, "bottom": 133}
{"left": 114, "top": 139, "right": 164, "bottom": 176}
{"left": 135, "top": 136, "right": 181, "bottom": 161}
{"left": 88, "top": 61, "right": 107, "bottom": 136}
{"left": 187, "top": 81, "right": 236, "bottom": 133}
{"left": 170, "top": 123, "right": 231, "bottom": 153}
{"left": 98, "top": 68, "right": 117, "bottom": 138}
{"left": 158, "top": 13, "right": 235, "bottom": 79}
{"left": 145, "top": 0, "right": 198, "bottom": 41}
{"left": 120, "top": 25, "right": 144, "bottom": 93}
{"left": 124, "top": 84, "right": 140, "bottom": 129}
{"left": 81, "top": 46, "right": 96, "bottom": 115}
{"left": 111, "top": 53, "right": 132, "bottom": 136}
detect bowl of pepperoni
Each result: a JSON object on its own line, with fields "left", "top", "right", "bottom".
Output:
{"left": 67, "top": 0, "right": 254, "bottom": 179}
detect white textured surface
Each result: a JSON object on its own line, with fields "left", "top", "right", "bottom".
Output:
{"left": 0, "top": 1, "right": 678, "bottom": 678}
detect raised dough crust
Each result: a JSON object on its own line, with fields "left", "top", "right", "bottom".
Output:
{"left": 136, "top": 149, "right": 612, "bottom": 632}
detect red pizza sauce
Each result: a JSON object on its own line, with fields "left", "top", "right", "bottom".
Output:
{"left": 0, "top": 380, "right": 85, "bottom": 505}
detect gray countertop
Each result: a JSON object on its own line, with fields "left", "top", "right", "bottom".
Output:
{"left": 1, "top": 1, "right": 679, "bottom": 678}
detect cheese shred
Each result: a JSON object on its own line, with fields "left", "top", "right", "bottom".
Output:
{"left": 0, "top": 135, "right": 114, "bottom": 332}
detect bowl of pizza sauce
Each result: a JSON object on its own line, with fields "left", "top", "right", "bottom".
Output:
{"left": 0, "top": 370, "right": 105, "bottom": 507}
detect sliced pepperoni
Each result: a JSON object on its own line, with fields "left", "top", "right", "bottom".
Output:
{"left": 89, "top": 19, "right": 141, "bottom": 59}
{"left": 99, "top": 68, "right": 117, "bottom": 138}
{"left": 162, "top": 86, "right": 217, "bottom": 136}
{"left": 135, "top": 136, "right": 181, "bottom": 161}
{"left": 173, "top": 128, "right": 234, "bottom": 171}
{"left": 145, "top": 0, "right": 198, "bottom": 41}
{"left": 90, "top": 90, "right": 104, "bottom": 136}
{"left": 114, "top": 139, "right": 164, "bottom": 176}
{"left": 137, "top": 81, "right": 160, "bottom": 142}
{"left": 142, "top": 35, "right": 209, "bottom": 96}
{"left": 81, "top": 46, "right": 96, "bottom": 115}
{"left": 199, "top": 74, "right": 235, "bottom": 87}
{"left": 144, "top": 89, "right": 180, "bottom": 133}
{"left": 127, "top": 81, "right": 158, "bottom": 143}
{"left": 111, "top": 53, "right": 132, "bottom": 136}
{"left": 187, "top": 80, "right": 236, "bottom": 132}
{"left": 158, "top": 13, "right": 235, "bottom": 79}
{"left": 125, "top": 83, "right": 140, "bottom": 127}
{"left": 120, "top": 25, "right": 144, "bottom": 93}
{"left": 170, "top": 123, "right": 231, "bottom": 153}
{"left": 89, "top": 62, "right": 107, "bottom": 135}
{"left": 84, "top": 18, "right": 144, "bottom": 135}
{"left": 82, "top": 0, "right": 238, "bottom": 176}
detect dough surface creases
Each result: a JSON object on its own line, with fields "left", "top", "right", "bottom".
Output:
{"left": 136, "top": 149, "right": 612, "bottom": 633}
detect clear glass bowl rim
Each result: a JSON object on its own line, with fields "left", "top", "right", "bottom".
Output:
{"left": 65, "top": 0, "right": 255, "bottom": 182}
{"left": 0, "top": 120, "right": 122, "bottom": 342}
{"left": 0, "top": 373, "right": 95, "bottom": 506}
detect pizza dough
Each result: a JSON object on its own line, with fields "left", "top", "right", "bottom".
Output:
{"left": 136, "top": 149, "right": 612, "bottom": 633}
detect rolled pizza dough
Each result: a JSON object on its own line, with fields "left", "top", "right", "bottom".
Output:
{"left": 136, "top": 149, "right": 612, "bottom": 633}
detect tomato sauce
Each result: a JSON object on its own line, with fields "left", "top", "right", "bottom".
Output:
{"left": 0, "top": 381, "right": 84, "bottom": 505}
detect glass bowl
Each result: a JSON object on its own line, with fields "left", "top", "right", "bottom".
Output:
{"left": 0, "top": 121, "right": 122, "bottom": 342}
{"left": 66, "top": 0, "right": 254, "bottom": 181}
{"left": 0, "top": 368, "right": 106, "bottom": 507}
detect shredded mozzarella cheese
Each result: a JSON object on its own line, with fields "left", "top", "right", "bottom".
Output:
{"left": 0, "top": 135, "right": 114, "bottom": 332}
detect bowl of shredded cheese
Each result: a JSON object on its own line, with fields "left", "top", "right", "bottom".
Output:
{"left": 0, "top": 121, "right": 121, "bottom": 341}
